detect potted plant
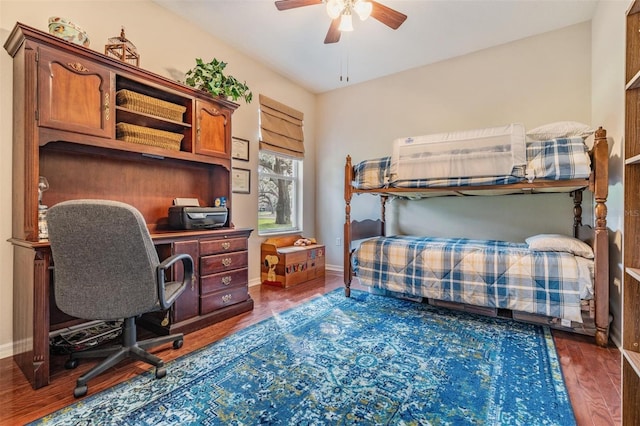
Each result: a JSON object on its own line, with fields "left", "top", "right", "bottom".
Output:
{"left": 184, "top": 58, "right": 253, "bottom": 104}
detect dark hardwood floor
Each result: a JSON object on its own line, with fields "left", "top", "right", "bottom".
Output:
{"left": 0, "top": 271, "right": 621, "bottom": 425}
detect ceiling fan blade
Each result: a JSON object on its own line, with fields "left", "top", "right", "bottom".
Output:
{"left": 275, "top": 0, "right": 323, "bottom": 11}
{"left": 370, "top": 1, "right": 407, "bottom": 30}
{"left": 324, "top": 18, "right": 341, "bottom": 44}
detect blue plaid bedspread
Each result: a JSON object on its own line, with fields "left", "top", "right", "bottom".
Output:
{"left": 353, "top": 236, "right": 582, "bottom": 322}
{"left": 353, "top": 137, "right": 591, "bottom": 189}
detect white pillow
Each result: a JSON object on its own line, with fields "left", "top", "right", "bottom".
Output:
{"left": 526, "top": 121, "right": 594, "bottom": 141}
{"left": 525, "top": 234, "right": 594, "bottom": 259}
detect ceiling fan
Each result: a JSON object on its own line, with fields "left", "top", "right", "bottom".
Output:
{"left": 274, "top": 0, "right": 407, "bottom": 44}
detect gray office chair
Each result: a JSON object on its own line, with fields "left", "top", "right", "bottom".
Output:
{"left": 47, "top": 199, "right": 194, "bottom": 398}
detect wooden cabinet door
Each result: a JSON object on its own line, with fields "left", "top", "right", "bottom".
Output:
{"left": 37, "top": 46, "right": 113, "bottom": 138}
{"left": 195, "top": 99, "right": 230, "bottom": 157}
{"left": 171, "top": 240, "right": 199, "bottom": 323}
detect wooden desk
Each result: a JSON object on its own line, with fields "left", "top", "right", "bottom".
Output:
{"left": 4, "top": 22, "right": 248, "bottom": 389}
{"left": 11, "top": 228, "right": 252, "bottom": 390}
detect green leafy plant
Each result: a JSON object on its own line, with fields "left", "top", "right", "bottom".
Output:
{"left": 184, "top": 58, "right": 253, "bottom": 104}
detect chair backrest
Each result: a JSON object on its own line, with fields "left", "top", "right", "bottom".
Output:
{"left": 47, "top": 200, "right": 161, "bottom": 320}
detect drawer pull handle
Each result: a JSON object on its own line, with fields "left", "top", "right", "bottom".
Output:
{"left": 221, "top": 242, "right": 231, "bottom": 250}
{"left": 221, "top": 258, "right": 232, "bottom": 267}
{"left": 222, "top": 276, "right": 232, "bottom": 285}
{"left": 221, "top": 294, "right": 232, "bottom": 303}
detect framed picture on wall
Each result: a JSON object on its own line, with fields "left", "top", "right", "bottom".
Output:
{"left": 231, "top": 137, "right": 250, "bottom": 161}
{"left": 232, "top": 167, "right": 251, "bottom": 194}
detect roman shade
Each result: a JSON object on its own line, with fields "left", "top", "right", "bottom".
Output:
{"left": 259, "top": 94, "right": 305, "bottom": 158}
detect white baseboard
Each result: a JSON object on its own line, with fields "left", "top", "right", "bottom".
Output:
{"left": 0, "top": 341, "right": 13, "bottom": 360}
{"left": 609, "top": 325, "right": 622, "bottom": 350}
{"left": 249, "top": 267, "right": 343, "bottom": 288}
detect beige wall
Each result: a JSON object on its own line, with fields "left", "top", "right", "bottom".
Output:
{"left": 0, "top": 0, "right": 317, "bottom": 358}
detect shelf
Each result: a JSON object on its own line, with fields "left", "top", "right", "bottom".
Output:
{"left": 40, "top": 135, "right": 230, "bottom": 170}
{"left": 626, "top": 267, "right": 640, "bottom": 281}
{"left": 625, "top": 350, "right": 640, "bottom": 377}
{"left": 116, "top": 106, "right": 191, "bottom": 133}
{"left": 115, "top": 75, "right": 191, "bottom": 107}
{"left": 626, "top": 154, "right": 640, "bottom": 165}
{"left": 627, "top": 69, "right": 640, "bottom": 90}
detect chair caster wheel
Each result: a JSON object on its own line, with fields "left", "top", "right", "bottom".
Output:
{"left": 173, "top": 339, "right": 183, "bottom": 349}
{"left": 73, "top": 385, "right": 88, "bottom": 398}
{"left": 156, "top": 367, "right": 167, "bottom": 379}
{"left": 65, "top": 359, "right": 79, "bottom": 369}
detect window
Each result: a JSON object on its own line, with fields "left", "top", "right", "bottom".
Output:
{"left": 258, "top": 94, "right": 305, "bottom": 235}
{"left": 258, "top": 152, "right": 302, "bottom": 234}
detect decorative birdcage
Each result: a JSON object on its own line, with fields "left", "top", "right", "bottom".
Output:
{"left": 105, "top": 27, "right": 139, "bottom": 66}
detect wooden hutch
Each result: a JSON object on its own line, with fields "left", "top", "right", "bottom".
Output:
{"left": 4, "top": 22, "right": 253, "bottom": 389}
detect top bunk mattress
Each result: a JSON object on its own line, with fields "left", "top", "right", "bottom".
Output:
{"left": 353, "top": 136, "right": 591, "bottom": 190}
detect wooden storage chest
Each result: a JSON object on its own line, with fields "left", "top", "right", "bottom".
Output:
{"left": 261, "top": 235, "right": 325, "bottom": 288}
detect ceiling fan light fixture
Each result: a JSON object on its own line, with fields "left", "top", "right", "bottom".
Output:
{"left": 326, "top": 0, "right": 344, "bottom": 19}
{"left": 274, "top": 0, "right": 406, "bottom": 44}
{"left": 338, "top": 12, "right": 354, "bottom": 32}
{"left": 353, "top": 0, "right": 372, "bottom": 21}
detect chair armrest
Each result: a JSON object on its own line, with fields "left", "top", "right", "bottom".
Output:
{"left": 156, "top": 253, "right": 194, "bottom": 310}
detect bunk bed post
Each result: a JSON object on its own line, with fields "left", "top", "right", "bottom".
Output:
{"left": 592, "top": 127, "right": 610, "bottom": 346}
{"left": 344, "top": 155, "right": 353, "bottom": 297}
{"left": 380, "top": 195, "right": 387, "bottom": 236}
{"left": 572, "top": 190, "right": 583, "bottom": 237}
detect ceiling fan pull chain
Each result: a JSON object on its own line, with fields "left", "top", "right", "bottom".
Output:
{"left": 339, "top": 35, "right": 350, "bottom": 82}
{"left": 344, "top": 55, "right": 349, "bottom": 82}
{"left": 345, "top": 35, "right": 350, "bottom": 82}
{"left": 346, "top": 49, "right": 350, "bottom": 82}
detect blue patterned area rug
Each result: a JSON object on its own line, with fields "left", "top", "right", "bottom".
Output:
{"left": 32, "top": 289, "right": 576, "bottom": 425}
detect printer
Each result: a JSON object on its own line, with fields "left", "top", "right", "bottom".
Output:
{"left": 168, "top": 198, "right": 228, "bottom": 230}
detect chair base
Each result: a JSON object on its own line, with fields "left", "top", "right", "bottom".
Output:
{"left": 67, "top": 316, "right": 183, "bottom": 397}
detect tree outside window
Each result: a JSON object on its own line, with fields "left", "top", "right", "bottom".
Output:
{"left": 258, "top": 151, "right": 301, "bottom": 234}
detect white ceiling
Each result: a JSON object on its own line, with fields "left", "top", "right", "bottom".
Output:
{"left": 152, "top": 0, "right": 599, "bottom": 94}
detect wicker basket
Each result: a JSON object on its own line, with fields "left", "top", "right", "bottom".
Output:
{"left": 116, "top": 122, "right": 183, "bottom": 151}
{"left": 116, "top": 89, "right": 186, "bottom": 122}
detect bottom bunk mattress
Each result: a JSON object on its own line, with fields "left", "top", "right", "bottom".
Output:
{"left": 352, "top": 236, "right": 593, "bottom": 322}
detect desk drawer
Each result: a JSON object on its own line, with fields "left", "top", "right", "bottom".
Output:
{"left": 201, "top": 251, "right": 247, "bottom": 275}
{"left": 200, "top": 285, "right": 249, "bottom": 314}
{"left": 201, "top": 268, "right": 248, "bottom": 295}
{"left": 200, "top": 238, "right": 247, "bottom": 255}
